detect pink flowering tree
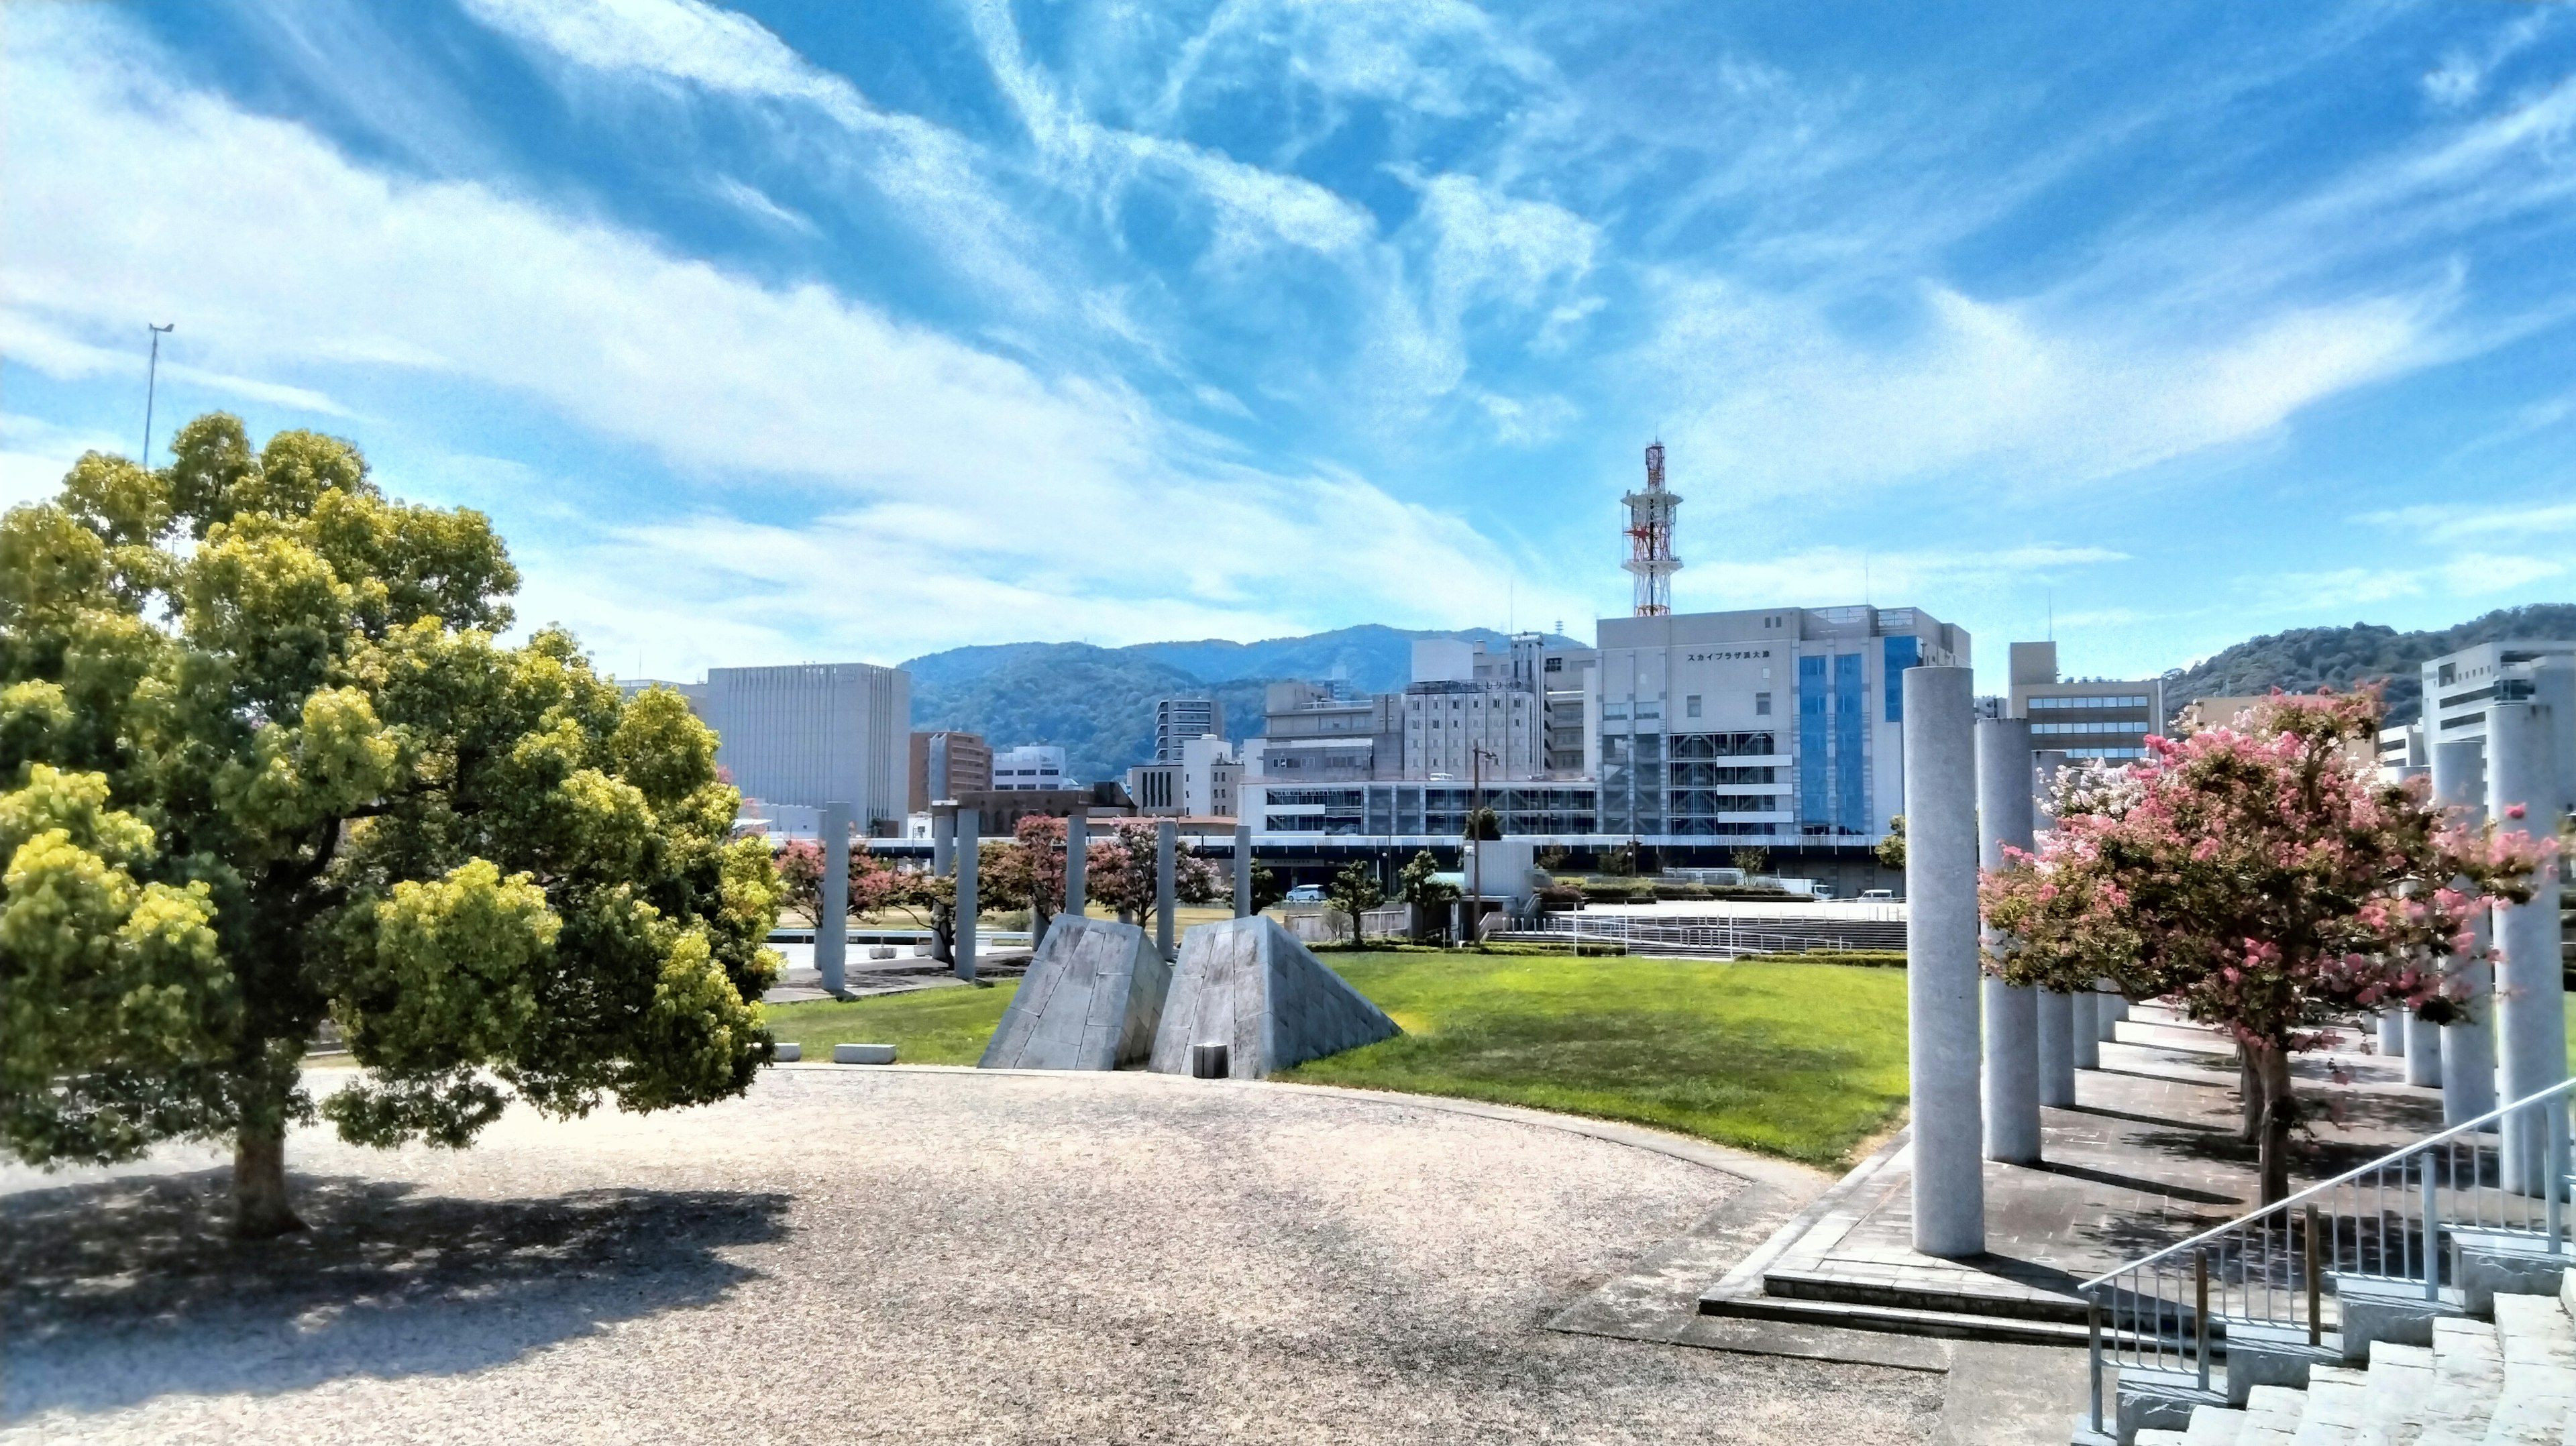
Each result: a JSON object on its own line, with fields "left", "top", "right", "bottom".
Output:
{"left": 1084, "top": 820, "right": 1225, "bottom": 933}
{"left": 1982, "top": 689, "right": 2553, "bottom": 1203}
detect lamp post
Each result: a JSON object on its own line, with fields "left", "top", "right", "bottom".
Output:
{"left": 1471, "top": 743, "right": 1499, "bottom": 944}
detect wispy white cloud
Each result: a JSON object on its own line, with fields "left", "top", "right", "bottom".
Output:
{"left": 3, "top": 9, "right": 1562, "bottom": 669}
{"left": 2358, "top": 498, "right": 2576, "bottom": 545}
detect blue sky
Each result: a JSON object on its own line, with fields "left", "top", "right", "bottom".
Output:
{"left": 5, "top": 0, "right": 2571, "bottom": 690}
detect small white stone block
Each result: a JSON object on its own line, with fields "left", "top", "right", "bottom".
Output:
{"left": 871, "top": 945, "right": 896, "bottom": 960}
{"left": 772, "top": 1042, "right": 802, "bottom": 1062}
{"left": 833, "top": 1043, "right": 897, "bottom": 1064}
{"left": 912, "top": 943, "right": 934, "bottom": 957}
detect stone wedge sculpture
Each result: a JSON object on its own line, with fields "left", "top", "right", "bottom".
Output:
{"left": 1148, "top": 915, "right": 1399, "bottom": 1078}
{"left": 978, "top": 915, "right": 1170, "bottom": 1070}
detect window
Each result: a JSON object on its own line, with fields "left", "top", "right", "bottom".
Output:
{"left": 1685, "top": 694, "right": 1703, "bottom": 719}
{"left": 1755, "top": 691, "right": 1772, "bottom": 716}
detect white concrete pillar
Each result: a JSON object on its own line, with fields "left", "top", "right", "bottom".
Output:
{"left": 955, "top": 806, "right": 979, "bottom": 983}
{"left": 1903, "top": 665, "right": 1984, "bottom": 1258}
{"left": 818, "top": 800, "right": 850, "bottom": 997}
{"left": 931, "top": 800, "right": 955, "bottom": 878}
{"left": 2489, "top": 700, "right": 2566, "bottom": 1194}
{"left": 1156, "top": 818, "right": 1179, "bottom": 962}
{"left": 2039, "top": 991, "right": 2076, "bottom": 1107}
{"left": 1978, "top": 717, "right": 2041, "bottom": 1165}
{"left": 1063, "top": 812, "right": 1088, "bottom": 919}
{"left": 2072, "top": 992, "right": 2099, "bottom": 1070}
{"left": 1234, "top": 824, "right": 1254, "bottom": 918}
{"left": 2404, "top": 1012, "right": 2443, "bottom": 1087}
{"left": 2379, "top": 1009, "right": 2407, "bottom": 1056}
{"left": 2095, "top": 989, "right": 2122, "bottom": 1043}
{"left": 2434, "top": 736, "right": 2498, "bottom": 1126}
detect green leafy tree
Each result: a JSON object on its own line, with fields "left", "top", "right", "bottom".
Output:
{"left": 1324, "top": 860, "right": 1383, "bottom": 946}
{"left": 1463, "top": 805, "right": 1501, "bottom": 842}
{"left": 1246, "top": 860, "right": 1288, "bottom": 914}
{"left": 1398, "top": 848, "right": 1457, "bottom": 940}
{"left": 1872, "top": 817, "right": 1905, "bottom": 873}
{"left": 1731, "top": 845, "right": 1770, "bottom": 877}
{"left": 0, "top": 415, "right": 781, "bottom": 1236}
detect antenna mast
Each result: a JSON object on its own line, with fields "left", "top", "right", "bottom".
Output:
{"left": 1621, "top": 441, "right": 1682, "bottom": 616}
{"left": 142, "top": 323, "right": 175, "bottom": 463}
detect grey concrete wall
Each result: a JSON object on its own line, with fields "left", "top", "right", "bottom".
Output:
{"left": 2039, "top": 991, "right": 2075, "bottom": 1108}
{"left": 1065, "top": 812, "right": 1088, "bottom": 917}
{"left": 979, "top": 916, "right": 1170, "bottom": 1070}
{"left": 1235, "top": 823, "right": 1254, "bottom": 919}
{"left": 1902, "top": 665, "right": 1984, "bottom": 1259}
{"left": 1148, "top": 915, "right": 1399, "bottom": 1078}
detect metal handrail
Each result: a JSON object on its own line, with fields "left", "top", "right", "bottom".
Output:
{"left": 2083, "top": 1072, "right": 2576, "bottom": 1290}
{"left": 2080, "top": 1068, "right": 2576, "bottom": 1440}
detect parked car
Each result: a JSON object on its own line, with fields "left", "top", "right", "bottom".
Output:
{"left": 1283, "top": 884, "right": 1326, "bottom": 903}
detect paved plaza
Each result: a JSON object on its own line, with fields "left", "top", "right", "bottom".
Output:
{"left": 2, "top": 1067, "right": 1945, "bottom": 1445}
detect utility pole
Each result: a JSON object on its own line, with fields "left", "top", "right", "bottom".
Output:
{"left": 142, "top": 323, "right": 176, "bottom": 463}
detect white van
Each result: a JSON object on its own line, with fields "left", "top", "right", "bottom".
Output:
{"left": 1860, "top": 889, "right": 1895, "bottom": 901}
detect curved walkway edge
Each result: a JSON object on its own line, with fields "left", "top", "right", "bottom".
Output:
{"left": 772, "top": 1061, "right": 1834, "bottom": 1194}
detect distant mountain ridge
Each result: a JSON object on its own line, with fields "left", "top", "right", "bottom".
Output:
{"left": 900, "top": 624, "right": 1576, "bottom": 785}
{"left": 2162, "top": 603, "right": 2576, "bottom": 727}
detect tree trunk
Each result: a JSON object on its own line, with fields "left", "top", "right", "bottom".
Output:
{"left": 2249, "top": 1039, "right": 2298, "bottom": 1206}
{"left": 930, "top": 901, "right": 953, "bottom": 963}
{"left": 2239, "top": 1054, "right": 2262, "bottom": 1144}
{"left": 231, "top": 1123, "right": 305, "bottom": 1239}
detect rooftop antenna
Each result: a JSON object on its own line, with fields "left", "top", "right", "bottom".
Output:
{"left": 142, "top": 323, "right": 175, "bottom": 463}
{"left": 1622, "top": 439, "right": 1681, "bottom": 617}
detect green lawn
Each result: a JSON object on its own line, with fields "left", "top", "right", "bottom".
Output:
{"left": 766, "top": 982, "right": 1019, "bottom": 1065}
{"left": 759, "top": 950, "right": 1915, "bottom": 1167}
{"left": 1279, "top": 952, "right": 1911, "bottom": 1166}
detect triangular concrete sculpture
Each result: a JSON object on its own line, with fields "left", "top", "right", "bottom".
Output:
{"left": 978, "top": 915, "right": 1171, "bottom": 1070}
{"left": 1148, "top": 915, "right": 1399, "bottom": 1078}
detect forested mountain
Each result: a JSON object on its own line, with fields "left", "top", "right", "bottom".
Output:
{"left": 901, "top": 625, "right": 1574, "bottom": 785}
{"left": 2163, "top": 603, "right": 2576, "bottom": 726}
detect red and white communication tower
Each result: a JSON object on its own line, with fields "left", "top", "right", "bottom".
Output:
{"left": 1621, "top": 441, "right": 1682, "bottom": 616}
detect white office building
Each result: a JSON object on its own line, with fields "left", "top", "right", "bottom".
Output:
{"left": 698, "top": 663, "right": 910, "bottom": 833}
{"left": 1129, "top": 735, "right": 1240, "bottom": 817}
{"left": 1237, "top": 606, "right": 1962, "bottom": 848}
{"left": 990, "top": 744, "right": 1068, "bottom": 791}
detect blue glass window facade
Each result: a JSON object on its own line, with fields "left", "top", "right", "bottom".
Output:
{"left": 1797, "top": 655, "right": 1829, "bottom": 825}
{"left": 1833, "top": 653, "right": 1866, "bottom": 833}
{"left": 1883, "top": 635, "right": 1920, "bottom": 722}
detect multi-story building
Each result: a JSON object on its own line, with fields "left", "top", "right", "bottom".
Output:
{"left": 1400, "top": 638, "right": 1540, "bottom": 779}
{"left": 1595, "top": 605, "right": 1966, "bottom": 843}
{"left": 2420, "top": 641, "right": 2576, "bottom": 801}
{"left": 906, "top": 730, "right": 992, "bottom": 814}
{"left": 1243, "top": 681, "right": 1399, "bottom": 785}
{"left": 1236, "top": 604, "right": 1963, "bottom": 851}
{"left": 699, "top": 663, "right": 910, "bottom": 833}
{"left": 1153, "top": 696, "right": 1224, "bottom": 763}
{"left": 1128, "top": 735, "right": 1239, "bottom": 818}
{"left": 989, "top": 744, "right": 1067, "bottom": 791}
{"left": 2007, "top": 643, "right": 2163, "bottom": 763}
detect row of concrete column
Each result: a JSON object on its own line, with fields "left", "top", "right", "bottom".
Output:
{"left": 810, "top": 803, "right": 1262, "bottom": 992}
{"left": 1909, "top": 667, "right": 2572, "bottom": 1259}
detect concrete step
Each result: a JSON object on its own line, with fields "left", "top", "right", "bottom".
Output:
{"left": 2353, "top": 1341, "right": 2434, "bottom": 1446}
{"left": 2292, "top": 1366, "right": 2369, "bottom": 1445}
{"left": 2482, "top": 1294, "right": 2576, "bottom": 1443}
{"left": 2411, "top": 1317, "right": 2504, "bottom": 1446}
{"left": 2241, "top": 1383, "right": 2309, "bottom": 1443}
{"left": 2165, "top": 1406, "right": 2247, "bottom": 1445}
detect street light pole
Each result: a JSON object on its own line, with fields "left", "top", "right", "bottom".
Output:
{"left": 1471, "top": 743, "right": 1498, "bottom": 944}
{"left": 142, "top": 323, "right": 175, "bottom": 464}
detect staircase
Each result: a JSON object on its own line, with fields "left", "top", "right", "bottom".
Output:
{"left": 2127, "top": 1277, "right": 2576, "bottom": 1443}
{"left": 2076, "top": 1077, "right": 2576, "bottom": 1444}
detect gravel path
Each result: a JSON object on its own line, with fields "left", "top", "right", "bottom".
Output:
{"left": 2, "top": 1068, "right": 1940, "bottom": 1444}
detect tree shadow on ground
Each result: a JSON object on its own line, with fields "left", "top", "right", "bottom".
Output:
{"left": 1, "top": 1167, "right": 789, "bottom": 1422}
